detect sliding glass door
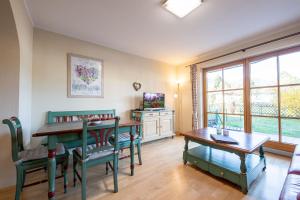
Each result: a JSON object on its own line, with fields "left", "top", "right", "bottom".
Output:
{"left": 279, "top": 51, "right": 300, "bottom": 143}
{"left": 205, "top": 62, "right": 244, "bottom": 131}
{"left": 203, "top": 46, "right": 300, "bottom": 147}
{"left": 223, "top": 66, "right": 244, "bottom": 130}
{"left": 249, "top": 56, "right": 279, "bottom": 141}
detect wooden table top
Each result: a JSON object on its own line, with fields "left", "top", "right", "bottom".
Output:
{"left": 181, "top": 128, "right": 270, "bottom": 154}
{"left": 33, "top": 120, "right": 141, "bottom": 137}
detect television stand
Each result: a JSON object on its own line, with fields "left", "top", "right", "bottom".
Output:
{"left": 131, "top": 110, "right": 175, "bottom": 143}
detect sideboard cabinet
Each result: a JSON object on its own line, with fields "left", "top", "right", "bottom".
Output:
{"left": 131, "top": 110, "right": 175, "bottom": 142}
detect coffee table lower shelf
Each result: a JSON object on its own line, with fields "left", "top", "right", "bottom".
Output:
{"left": 183, "top": 145, "right": 266, "bottom": 194}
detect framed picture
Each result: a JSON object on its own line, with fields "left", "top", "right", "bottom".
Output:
{"left": 67, "top": 53, "right": 104, "bottom": 98}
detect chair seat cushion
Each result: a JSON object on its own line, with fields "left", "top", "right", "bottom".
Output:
{"left": 120, "top": 132, "right": 139, "bottom": 142}
{"left": 289, "top": 156, "right": 300, "bottom": 175}
{"left": 19, "top": 143, "right": 65, "bottom": 162}
{"left": 280, "top": 174, "right": 300, "bottom": 200}
{"left": 110, "top": 132, "right": 139, "bottom": 143}
{"left": 74, "top": 144, "right": 114, "bottom": 161}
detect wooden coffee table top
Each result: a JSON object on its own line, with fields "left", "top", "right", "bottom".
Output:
{"left": 181, "top": 128, "right": 270, "bottom": 154}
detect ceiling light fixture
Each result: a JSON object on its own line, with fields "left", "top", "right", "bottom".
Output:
{"left": 162, "top": 0, "right": 202, "bottom": 18}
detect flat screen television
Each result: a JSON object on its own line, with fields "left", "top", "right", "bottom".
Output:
{"left": 143, "top": 92, "right": 165, "bottom": 110}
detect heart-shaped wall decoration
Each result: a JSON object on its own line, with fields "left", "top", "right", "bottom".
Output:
{"left": 133, "top": 82, "right": 142, "bottom": 91}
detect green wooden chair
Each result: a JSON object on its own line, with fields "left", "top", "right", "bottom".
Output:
{"left": 108, "top": 126, "right": 142, "bottom": 176}
{"left": 72, "top": 117, "right": 120, "bottom": 200}
{"left": 2, "top": 117, "right": 69, "bottom": 200}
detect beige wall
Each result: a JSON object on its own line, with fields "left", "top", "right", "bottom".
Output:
{"left": 176, "top": 23, "right": 300, "bottom": 133}
{"left": 0, "top": 0, "right": 20, "bottom": 188}
{"left": 10, "top": 0, "right": 33, "bottom": 148}
{"left": 31, "top": 29, "right": 177, "bottom": 144}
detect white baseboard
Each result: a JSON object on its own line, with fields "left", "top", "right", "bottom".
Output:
{"left": 264, "top": 147, "right": 293, "bottom": 157}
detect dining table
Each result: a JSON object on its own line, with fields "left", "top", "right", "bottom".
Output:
{"left": 32, "top": 119, "right": 142, "bottom": 200}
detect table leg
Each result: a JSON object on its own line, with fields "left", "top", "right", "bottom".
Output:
{"left": 48, "top": 136, "right": 57, "bottom": 200}
{"left": 239, "top": 153, "right": 248, "bottom": 194}
{"left": 183, "top": 137, "right": 189, "bottom": 165}
{"left": 130, "top": 126, "right": 135, "bottom": 176}
{"left": 136, "top": 125, "right": 142, "bottom": 165}
{"left": 259, "top": 145, "right": 266, "bottom": 171}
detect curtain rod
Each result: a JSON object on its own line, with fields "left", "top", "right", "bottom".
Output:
{"left": 185, "top": 31, "right": 300, "bottom": 67}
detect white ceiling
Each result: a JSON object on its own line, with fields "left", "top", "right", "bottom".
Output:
{"left": 25, "top": 0, "right": 300, "bottom": 65}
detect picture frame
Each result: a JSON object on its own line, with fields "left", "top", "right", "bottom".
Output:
{"left": 67, "top": 53, "right": 104, "bottom": 98}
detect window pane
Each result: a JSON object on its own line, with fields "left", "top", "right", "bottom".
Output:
{"left": 224, "top": 65, "right": 243, "bottom": 89}
{"left": 207, "top": 70, "right": 222, "bottom": 91}
{"left": 208, "top": 113, "right": 223, "bottom": 128}
{"left": 207, "top": 92, "right": 223, "bottom": 113}
{"left": 281, "top": 86, "right": 300, "bottom": 118}
{"left": 225, "top": 115, "right": 244, "bottom": 131}
{"left": 282, "top": 119, "right": 300, "bottom": 144}
{"left": 224, "top": 90, "right": 243, "bottom": 114}
{"left": 279, "top": 51, "right": 300, "bottom": 85}
{"left": 251, "top": 88, "right": 278, "bottom": 116}
{"left": 252, "top": 117, "right": 279, "bottom": 141}
{"left": 250, "top": 57, "right": 277, "bottom": 87}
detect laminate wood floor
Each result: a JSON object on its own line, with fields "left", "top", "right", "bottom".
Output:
{"left": 0, "top": 136, "right": 291, "bottom": 200}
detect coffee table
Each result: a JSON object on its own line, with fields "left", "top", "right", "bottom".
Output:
{"left": 181, "top": 128, "right": 270, "bottom": 194}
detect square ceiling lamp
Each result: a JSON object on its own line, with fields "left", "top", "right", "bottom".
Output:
{"left": 162, "top": 0, "right": 202, "bottom": 18}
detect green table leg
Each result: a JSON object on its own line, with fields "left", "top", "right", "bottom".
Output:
{"left": 239, "top": 153, "right": 248, "bottom": 194}
{"left": 130, "top": 126, "right": 135, "bottom": 176}
{"left": 48, "top": 136, "right": 57, "bottom": 200}
{"left": 259, "top": 146, "right": 266, "bottom": 171}
{"left": 81, "top": 162, "right": 87, "bottom": 200}
{"left": 137, "top": 125, "right": 142, "bottom": 165}
{"left": 183, "top": 137, "right": 189, "bottom": 165}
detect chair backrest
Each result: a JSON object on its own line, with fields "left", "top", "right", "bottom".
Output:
{"left": 2, "top": 117, "right": 24, "bottom": 162}
{"left": 81, "top": 117, "right": 120, "bottom": 160}
{"left": 47, "top": 109, "right": 116, "bottom": 124}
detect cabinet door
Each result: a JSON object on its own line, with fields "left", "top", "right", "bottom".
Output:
{"left": 143, "top": 117, "right": 159, "bottom": 140}
{"left": 159, "top": 115, "right": 173, "bottom": 136}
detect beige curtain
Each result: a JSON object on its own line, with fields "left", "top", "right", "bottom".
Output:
{"left": 190, "top": 64, "right": 199, "bottom": 130}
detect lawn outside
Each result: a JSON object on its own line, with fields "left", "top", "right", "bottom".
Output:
{"left": 208, "top": 114, "right": 300, "bottom": 144}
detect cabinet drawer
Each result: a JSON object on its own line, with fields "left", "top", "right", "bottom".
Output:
{"left": 209, "top": 165, "right": 240, "bottom": 184}
{"left": 188, "top": 156, "right": 209, "bottom": 171}
{"left": 159, "top": 111, "right": 172, "bottom": 116}
{"left": 144, "top": 112, "right": 159, "bottom": 117}
{"left": 209, "top": 165, "right": 226, "bottom": 178}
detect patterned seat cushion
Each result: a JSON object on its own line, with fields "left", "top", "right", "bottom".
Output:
{"left": 74, "top": 144, "right": 114, "bottom": 161}
{"left": 109, "top": 132, "right": 139, "bottom": 143}
{"left": 120, "top": 132, "right": 139, "bottom": 142}
{"left": 18, "top": 143, "right": 65, "bottom": 162}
